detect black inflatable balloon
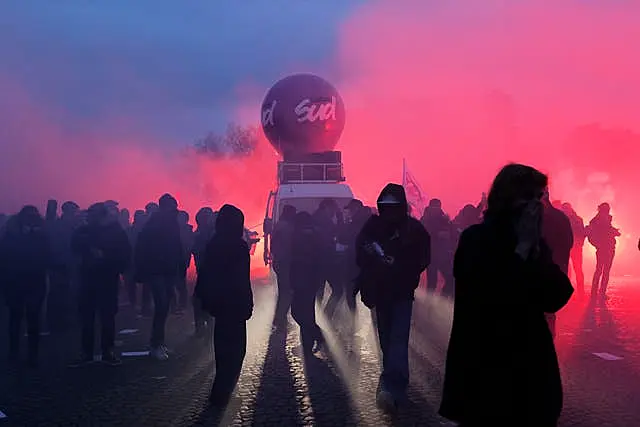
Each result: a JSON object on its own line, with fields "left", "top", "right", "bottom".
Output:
{"left": 261, "top": 74, "right": 346, "bottom": 158}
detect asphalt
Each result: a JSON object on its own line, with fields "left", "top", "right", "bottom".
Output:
{"left": 0, "top": 275, "right": 639, "bottom": 427}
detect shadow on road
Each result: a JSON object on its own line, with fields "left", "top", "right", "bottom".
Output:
{"left": 248, "top": 326, "right": 303, "bottom": 426}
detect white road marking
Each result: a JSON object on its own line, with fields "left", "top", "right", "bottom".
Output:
{"left": 121, "top": 351, "right": 150, "bottom": 357}
{"left": 593, "top": 352, "right": 623, "bottom": 361}
{"left": 0, "top": 410, "right": 7, "bottom": 419}
{"left": 151, "top": 376, "right": 167, "bottom": 380}
{"left": 118, "top": 329, "right": 139, "bottom": 335}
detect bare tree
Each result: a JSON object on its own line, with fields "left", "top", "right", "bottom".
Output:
{"left": 194, "top": 123, "right": 260, "bottom": 158}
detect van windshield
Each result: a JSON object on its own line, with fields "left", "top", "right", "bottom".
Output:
{"left": 276, "top": 197, "right": 353, "bottom": 220}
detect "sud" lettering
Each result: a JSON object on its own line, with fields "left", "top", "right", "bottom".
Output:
{"left": 295, "top": 96, "right": 337, "bottom": 123}
{"left": 261, "top": 100, "right": 277, "bottom": 127}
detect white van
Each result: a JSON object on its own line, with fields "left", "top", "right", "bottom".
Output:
{"left": 262, "top": 152, "right": 354, "bottom": 265}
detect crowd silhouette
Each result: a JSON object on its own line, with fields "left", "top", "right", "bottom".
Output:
{"left": 0, "top": 162, "right": 627, "bottom": 426}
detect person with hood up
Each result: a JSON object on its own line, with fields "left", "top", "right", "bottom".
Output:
{"left": 195, "top": 204, "right": 253, "bottom": 406}
{"left": 104, "top": 200, "right": 120, "bottom": 224}
{"left": 270, "top": 204, "right": 296, "bottom": 332}
{"left": 439, "top": 164, "right": 574, "bottom": 427}
{"left": 561, "top": 203, "right": 586, "bottom": 294}
{"left": 119, "top": 208, "right": 130, "bottom": 230}
{"left": 135, "top": 194, "right": 183, "bottom": 361}
{"left": 585, "top": 202, "right": 620, "bottom": 299}
{"left": 47, "top": 200, "right": 82, "bottom": 332}
{"left": 191, "top": 207, "right": 216, "bottom": 337}
{"left": 339, "top": 199, "right": 372, "bottom": 312}
{"left": 355, "top": 183, "right": 431, "bottom": 412}
{"left": 138, "top": 205, "right": 156, "bottom": 317}
{"left": 453, "top": 202, "right": 483, "bottom": 237}
{"left": 123, "top": 209, "right": 145, "bottom": 310}
{"left": 0, "top": 206, "right": 51, "bottom": 367}
{"left": 70, "top": 203, "right": 131, "bottom": 367}
{"left": 290, "top": 211, "right": 326, "bottom": 356}
{"left": 541, "top": 190, "right": 574, "bottom": 338}
{"left": 173, "top": 210, "right": 193, "bottom": 314}
{"left": 421, "top": 199, "right": 455, "bottom": 297}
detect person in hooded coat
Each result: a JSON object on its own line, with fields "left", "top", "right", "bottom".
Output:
{"left": 541, "top": 192, "right": 574, "bottom": 338}
{"left": 355, "top": 183, "right": 431, "bottom": 412}
{"left": 173, "top": 210, "right": 194, "bottom": 314}
{"left": 453, "top": 202, "right": 483, "bottom": 238}
{"left": 138, "top": 202, "right": 160, "bottom": 316}
{"left": 312, "top": 199, "right": 345, "bottom": 318}
{"left": 585, "top": 202, "right": 620, "bottom": 298}
{"left": 439, "top": 164, "right": 574, "bottom": 427}
{"left": 47, "top": 200, "right": 82, "bottom": 332}
{"left": 123, "top": 209, "right": 145, "bottom": 310}
{"left": 270, "top": 204, "right": 296, "bottom": 331}
{"left": 561, "top": 203, "right": 586, "bottom": 294}
{"left": 135, "top": 194, "right": 183, "bottom": 360}
{"left": 195, "top": 204, "right": 253, "bottom": 406}
{"left": 191, "top": 207, "right": 216, "bottom": 337}
{"left": 70, "top": 203, "right": 131, "bottom": 366}
{"left": 290, "top": 211, "right": 326, "bottom": 355}
{"left": 421, "top": 199, "right": 455, "bottom": 297}
{"left": 339, "top": 199, "right": 372, "bottom": 312}
{"left": 0, "top": 206, "right": 51, "bottom": 367}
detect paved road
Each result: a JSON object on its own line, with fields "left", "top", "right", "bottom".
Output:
{"left": 0, "top": 276, "right": 639, "bottom": 426}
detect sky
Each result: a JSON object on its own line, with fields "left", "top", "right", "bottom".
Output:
{"left": 1, "top": 0, "right": 639, "bottom": 269}
{"left": 0, "top": 1, "right": 363, "bottom": 144}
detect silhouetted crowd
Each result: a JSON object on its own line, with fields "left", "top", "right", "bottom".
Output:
{"left": 0, "top": 163, "right": 631, "bottom": 426}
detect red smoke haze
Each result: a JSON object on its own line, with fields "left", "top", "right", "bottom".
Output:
{"left": 1, "top": 1, "right": 638, "bottom": 274}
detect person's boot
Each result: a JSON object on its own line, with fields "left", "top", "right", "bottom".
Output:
{"left": 376, "top": 389, "right": 398, "bottom": 414}
{"left": 101, "top": 350, "right": 122, "bottom": 366}
{"left": 208, "top": 382, "right": 232, "bottom": 407}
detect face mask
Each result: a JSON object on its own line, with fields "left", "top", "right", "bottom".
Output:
{"left": 379, "top": 205, "right": 405, "bottom": 224}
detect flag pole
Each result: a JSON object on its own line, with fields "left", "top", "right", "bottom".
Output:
{"left": 402, "top": 158, "right": 407, "bottom": 187}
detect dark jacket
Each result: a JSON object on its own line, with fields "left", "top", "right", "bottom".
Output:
{"left": 422, "top": 208, "right": 455, "bottom": 258}
{"left": 270, "top": 218, "right": 295, "bottom": 273}
{"left": 179, "top": 223, "right": 194, "bottom": 270}
{"left": 195, "top": 205, "right": 253, "bottom": 321}
{"left": 355, "top": 184, "right": 431, "bottom": 308}
{"left": 48, "top": 214, "right": 82, "bottom": 270}
{"left": 453, "top": 204, "right": 483, "bottom": 241}
{"left": 586, "top": 213, "right": 620, "bottom": 252}
{"left": 192, "top": 224, "right": 215, "bottom": 275}
{"left": 312, "top": 208, "right": 340, "bottom": 267}
{"left": 71, "top": 222, "right": 131, "bottom": 281}
{"left": 339, "top": 207, "right": 372, "bottom": 282}
{"left": 542, "top": 205, "right": 574, "bottom": 274}
{"left": 439, "top": 215, "right": 574, "bottom": 425}
{"left": 565, "top": 212, "right": 585, "bottom": 248}
{"left": 0, "top": 216, "right": 51, "bottom": 293}
{"left": 289, "top": 213, "right": 325, "bottom": 292}
{"left": 134, "top": 209, "right": 183, "bottom": 280}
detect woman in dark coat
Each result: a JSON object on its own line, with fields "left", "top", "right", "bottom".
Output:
{"left": 439, "top": 164, "right": 574, "bottom": 427}
{"left": 0, "top": 206, "right": 51, "bottom": 367}
{"left": 194, "top": 204, "right": 253, "bottom": 406}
